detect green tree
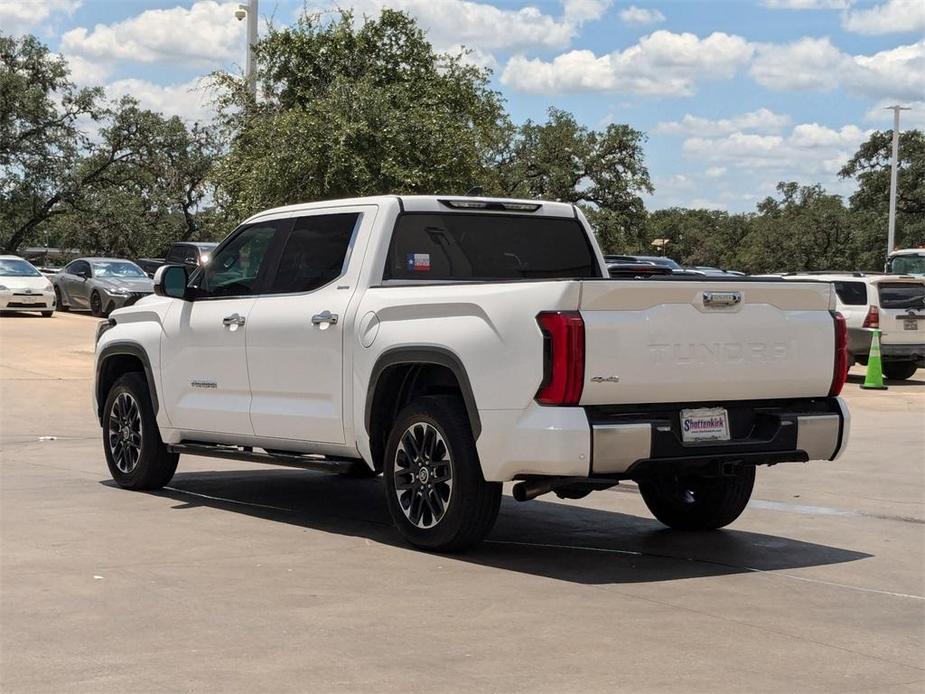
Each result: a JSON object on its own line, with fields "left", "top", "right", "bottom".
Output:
{"left": 52, "top": 104, "right": 220, "bottom": 257}
{"left": 496, "top": 108, "right": 651, "bottom": 253}
{"left": 744, "top": 182, "right": 854, "bottom": 272}
{"left": 1, "top": 34, "right": 218, "bottom": 255}
{"left": 645, "top": 207, "right": 753, "bottom": 270}
{"left": 839, "top": 129, "right": 925, "bottom": 266}
{"left": 0, "top": 33, "right": 101, "bottom": 252}
{"left": 211, "top": 9, "right": 510, "bottom": 220}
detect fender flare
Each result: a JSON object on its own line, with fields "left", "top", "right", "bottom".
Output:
{"left": 96, "top": 341, "right": 159, "bottom": 422}
{"left": 365, "top": 346, "right": 481, "bottom": 439}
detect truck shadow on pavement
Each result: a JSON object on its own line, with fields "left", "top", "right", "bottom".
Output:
{"left": 122, "top": 468, "right": 871, "bottom": 586}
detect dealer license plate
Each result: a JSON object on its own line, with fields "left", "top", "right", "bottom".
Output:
{"left": 904, "top": 318, "right": 917, "bottom": 330}
{"left": 680, "top": 407, "right": 730, "bottom": 443}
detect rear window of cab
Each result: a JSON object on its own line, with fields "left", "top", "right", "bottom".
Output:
{"left": 384, "top": 213, "right": 601, "bottom": 281}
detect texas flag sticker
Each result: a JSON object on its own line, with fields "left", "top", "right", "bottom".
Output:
{"left": 407, "top": 253, "right": 431, "bottom": 272}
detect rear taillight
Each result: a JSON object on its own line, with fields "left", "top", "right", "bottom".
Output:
{"left": 535, "top": 311, "right": 585, "bottom": 405}
{"left": 862, "top": 305, "right": 879, "bottom": 329}
{"left": 829, "top": 311, "right": 848, "bottom": 396}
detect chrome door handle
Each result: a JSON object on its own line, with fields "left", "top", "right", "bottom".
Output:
{"left": 222, "top": 313, "right": 246, "bottom": 326}
{"left": 311, "top": 310, "right": 338, "bottom": 325}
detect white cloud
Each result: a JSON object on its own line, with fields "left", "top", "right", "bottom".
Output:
{"left": 317, "top": 0, "right": 610, "bottom": 55}
{"left": 60, "top": 1, "right": 245, "bottom": 66}
{"left": 847, "top": 40, "right": 925, "bottom": 100}
{"left": 842, "top": 0, "right": 925, "bottom": 35}
{"left": 105, "top": 78, "right": 216, "bottom": 123}
{"left": 0, "top": 0, "right": 80, "bottom": 34}
{"left": 682, "top": 122, "right": 870, "bottom": 177}
{"left": 563, "top": 0, "right": 612, "bottom": 23}
{"left": 705, "top": 166, "right": 727, "bottom": 178}
{"left": 656, "top": 108, "right": 792, "bottom": 136}
{"left": 618, "top": 5, "right": 665, "bottom": 26}
{"left": 65, "top": 54, "right": 113, "bottom": 86}
{"left": 761, "top": 0, "right": 849, "bottom": 8}
{"left": 750, "top": 37, "right": 848, "bottom": 91}
{"left": 688, "top": 198, "right": 727, "bottom": 210}
{"left": 501, "top": 30, "right": 753, "bottom": 96}
{"left": 751, "top": 36, "right": 925, "bottom": 101}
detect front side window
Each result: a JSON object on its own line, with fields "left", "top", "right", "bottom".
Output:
{"left": 67, "top": 260, "right": 90, "bottom": 277}
{"left": 91, "top": 261, "right": 146, "bottom": 278}
{"left": 384, "top": 213, "right": 601, "bottom": 281}
{"left": 268, "top": 213, "right": 360, "bottom": 294}
{"left": 194, "top": 224, "right": 277, "bottom": 298}
{"left": 0, "top": 258, "right": 41, "bottom": 277}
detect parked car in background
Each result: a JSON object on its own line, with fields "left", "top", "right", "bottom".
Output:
{"left": 137, "top": 242, "right": 217, "bottom": 277}
{"left": 886, "top": 248, "right": 925, "bottom": 276}
{"left": 694, "top": 266, "right": 746, "bottom": 277}
{"left": 605, "top": 254, "right": 682, "bottom": 270}
{"left": 50, "top": 258, "right": 153, "bottom": 317}
{"left": 781, "top": 272, "right": 924, "bottom": 381}
{"left": 0, "top": 255, "right": 56, "bottom": 317}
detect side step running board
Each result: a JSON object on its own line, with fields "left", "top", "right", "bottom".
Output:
{"left": 167, "top": 442, "right": 364, "bottom": 474}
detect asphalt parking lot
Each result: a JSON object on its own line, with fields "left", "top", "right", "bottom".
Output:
{"left": 1, "top": 311, "right": 923, "bottom": 693}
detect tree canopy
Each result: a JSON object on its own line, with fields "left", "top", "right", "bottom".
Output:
{"left": 210, "top": 10, "right": 511, "bottom": 221}
{"left": 2, "top": 12, "right": 924, "bottom": 272}
{"left": 1, "top": 33, "right": 218, "bottom": 256}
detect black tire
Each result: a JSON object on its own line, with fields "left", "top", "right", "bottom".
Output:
{"left": 41, "top": 310, "right": 53, "bottom": 318}
{"left": 102, "top": 372, "right": 178, "bottom": 490}
{"left": 90, "top": 291, "right": 105, "bottom": 317}
{"left": 638, "top": 466, "right": 755, "bottom": 530}
{"left": 54, "top": 286, "right": 68, "bottom": 311}
{"left": 882, "top": 361, "right": 918, "bottom": 381}
{"left": 384, "top": 395, "right": 501, "bottom": 552}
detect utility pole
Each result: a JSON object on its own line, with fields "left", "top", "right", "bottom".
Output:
{"left": 235, "top": 1, "right": 258, "bottom": 98}
{"left": 885, "top": 105, "right": 909, "bottom": 257}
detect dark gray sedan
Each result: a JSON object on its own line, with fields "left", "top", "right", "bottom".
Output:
{"left": 50, "top": 258, "right": 154, "bottom": 317}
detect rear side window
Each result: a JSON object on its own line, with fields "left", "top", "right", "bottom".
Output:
{"left": 384, "top": 213, "right": 601, "bottom": 281}
{"left": 878, "top": 282, "right": 925, "bottom": 309}
{"left": 833, "top": 281, "right": 867, "bottom": 306}
{"left": 268, "top": 213, "right": 360, "bottom": 294}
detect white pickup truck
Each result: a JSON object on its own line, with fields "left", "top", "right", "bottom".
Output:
{"left": 94, "top": 196, "right": 850, "bottom": 551}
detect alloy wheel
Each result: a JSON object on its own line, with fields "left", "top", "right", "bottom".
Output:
{"left": 393, "top": 422, "right": 453, "bottom": 529}
{"left": 108, "top": 392, "right": 143, "bottom": 473}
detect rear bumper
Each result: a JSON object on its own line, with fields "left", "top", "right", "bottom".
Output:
{"left": 588, "top": 396, "right": 849, "bottom": 478}
{"left": 848, "top": 328, "right": 924, "bottom": 363}
{"left": 880, "top": 342, "right": 925, "bottom": 364}
{"left": 476, "top": 396, "right": 849, "bottom": 482}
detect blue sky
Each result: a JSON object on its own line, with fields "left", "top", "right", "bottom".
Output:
{"left": 3, "top": 0, "right": 923, "bottom": 211}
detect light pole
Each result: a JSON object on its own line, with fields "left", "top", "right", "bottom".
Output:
{"left": 235, "top": 1, "right": 258, "bottom": 98}
{"left": 885, "top": 105, "right": 909, "bottom": 257}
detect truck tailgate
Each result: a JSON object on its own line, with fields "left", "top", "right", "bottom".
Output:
{"left": 579, "top": 280, "right": 837, "bottom": 405}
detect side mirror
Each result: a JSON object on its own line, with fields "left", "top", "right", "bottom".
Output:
{"left": 153, "top": 264, "right": 189, "bottom": 299}
{"left": 76, "top": 269, "right": 90, "bottom": 280}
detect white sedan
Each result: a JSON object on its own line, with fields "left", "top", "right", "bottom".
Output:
{"left": 0, "top": 256, "right": 57, "bottom": 317}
